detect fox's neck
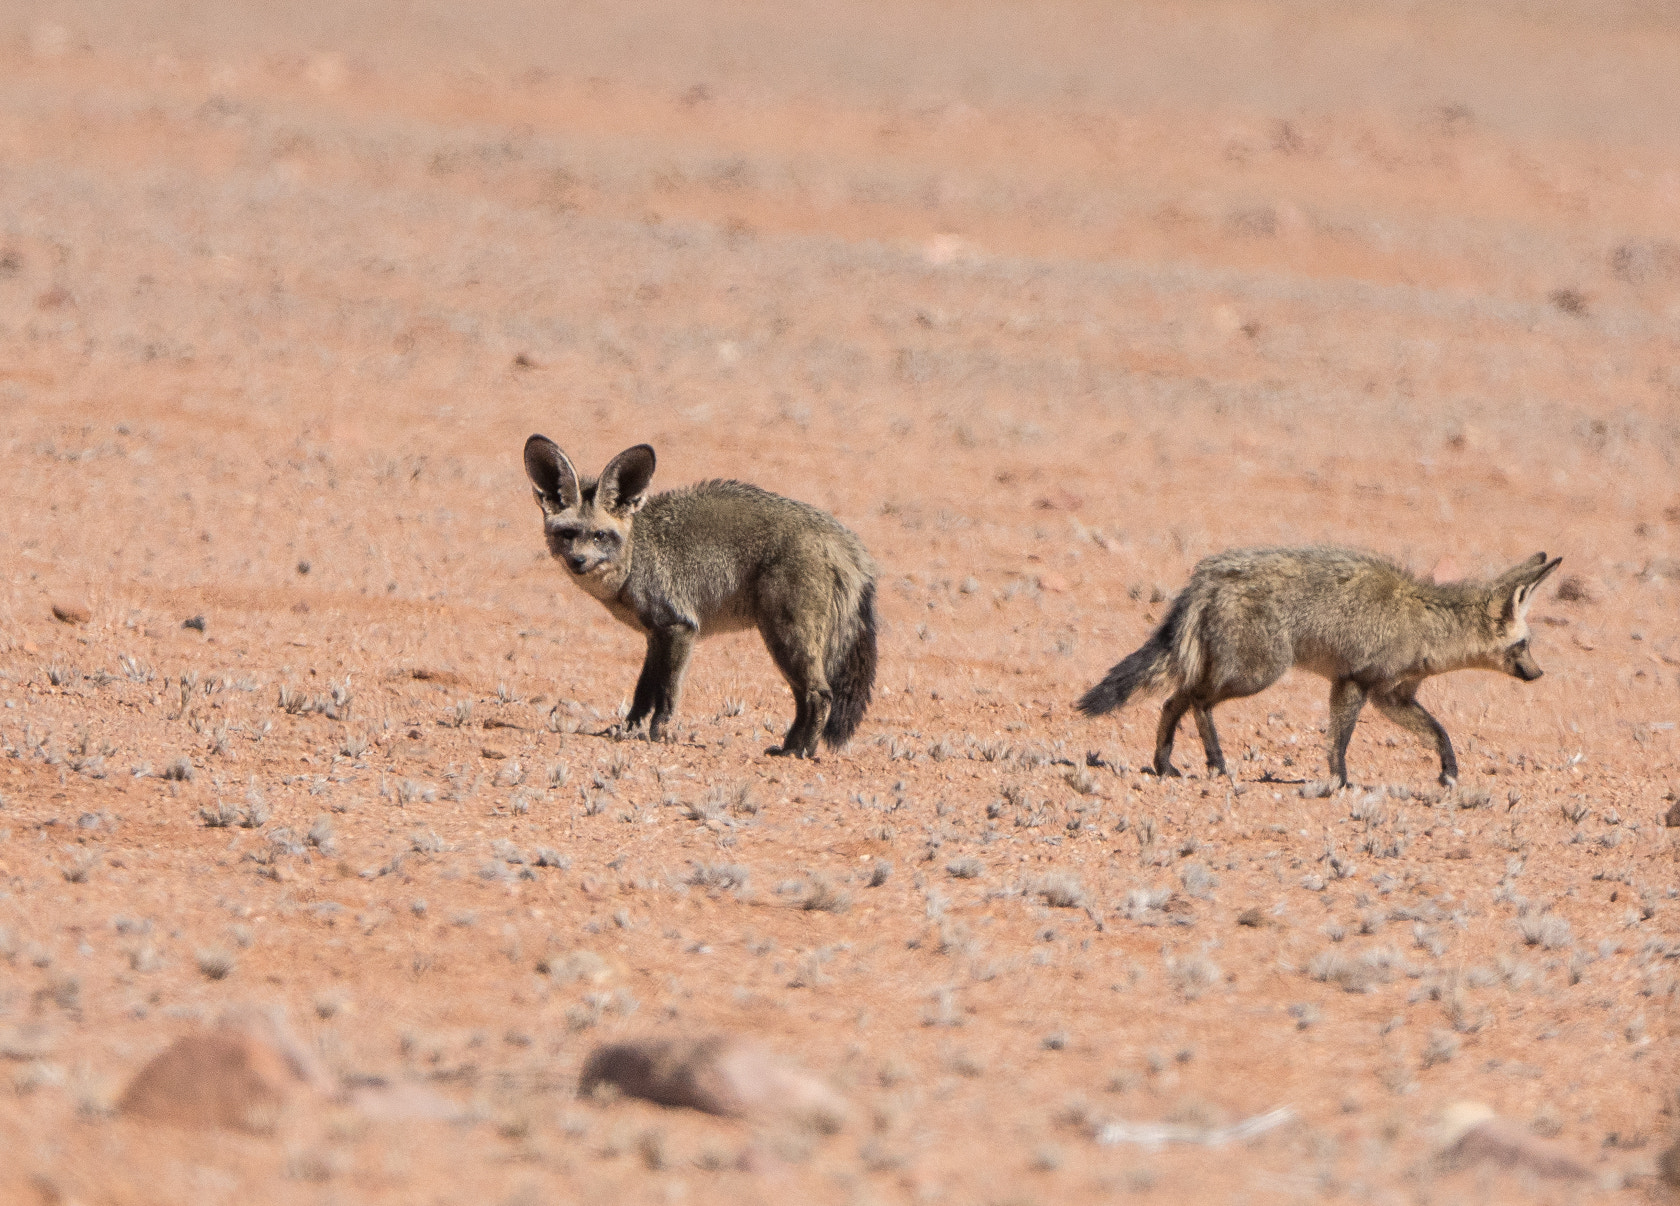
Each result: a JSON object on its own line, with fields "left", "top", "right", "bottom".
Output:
{"left": 1414, "top": 585, "right": 1501, "bottom": 674}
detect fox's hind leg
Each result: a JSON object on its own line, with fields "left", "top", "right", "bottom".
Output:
{"left": 1326, "top": 678, "right": 1370, "bottom": 787}
{"left": 1371, "top": 682, "right": 1458, "bottom": 786}
{"left": 1181, "top": 638, "right": 1288, "bottom": 779}
{"left": 1152, "top": 692, "right": 1195, "bottom": 777}
{"left": 760, "top": 624, "right": 832, "bottom": 759}
{"left": 1191, "top": 705, "right": 1230, "bottom": 777}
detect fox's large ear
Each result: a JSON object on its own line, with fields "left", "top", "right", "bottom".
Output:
{"left": 524, "top": 435, "right": 580, "bottom": 510}
{"left": 598, "top": 444, "right": 656, "bottom": 515}
{"left": 1502, "top": 553, "right": 1562, "bottom": 619}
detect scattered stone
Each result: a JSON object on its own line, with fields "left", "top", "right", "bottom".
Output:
{"left": 118, "top": 1008, "right": 325, "bottom": 1132}
{"left": 1662, "top": 791, "right": 1680, "bottom": 829}
{"left": 1094, "top": 1105, "right": 1295, "bottom": 1148}
{"left": 1658, "top": 1134, "right": 1680, "bottom": 1188}
{"left": 0, "top": 1021, "right": 56, "bottom": 1060}
{"left": 350, "top": 1081, "right": 462, "bottom": 1122}
{"left": 1235, "top": 908, "right": 1265, "bottom": 928}
{"left": 51, "top": 602, "right": 90, "bottom": 625}
{"left": 580, "top": 1034, "right": 846, "bottom": 1131}
{"left": 1610, "top": 239, "right": 1680, "bottom": 285}
{"left": 1436, "top": 1102, "right": 1591, "bottom": 1180}
{"left": 481, "top": 746, "right": 508, "bottom": 760}
{"left": 410, "top": 667, "right": 466, "bottom": 687}
{"left": 181, "top": 615, "right": 206, "bottom": 632}
{"left": 1553, "top": 574, "right": 1599, "bottom": 604}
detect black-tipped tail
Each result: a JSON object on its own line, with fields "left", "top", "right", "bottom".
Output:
{"left": 1076, "top": 636, "right": 1173, "bottom": 715}
{"left": 1078, "top": 593, "right": 1188, "bottom": 716}
{"left": 824, "top": 580, "right": 877, "bottom": 748}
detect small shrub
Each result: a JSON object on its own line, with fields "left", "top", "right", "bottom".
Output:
{"left": 685, "top": 862, "right": 749, "bottom": 892}
{"left": 799, "top": 875, "right": 851, "bottom": 913}
{"left": 1516, "top": 909, "right": 1572, "bottom": 950}
{"left": 199, "top": 802, "right": 240, "bottom": 828}
{"left": 161, "top": 757, "right": 194, "bottom": 782}
{"left": 1037, "top": 875, "right": 1088, "bottom": 909}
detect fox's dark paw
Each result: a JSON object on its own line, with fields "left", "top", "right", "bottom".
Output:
{"left": 1151, "top": 763, "right": 1182, "bottom": 779}
{"left": 1438, "top": 772, "right": 1459, "bottom": 788}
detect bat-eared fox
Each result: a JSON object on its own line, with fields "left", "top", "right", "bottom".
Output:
{"left": 1077, "top": 547, "right": 1561, "bottom": 787}
{"left": 523, "top": 437, "right": 877, "bottom": 757}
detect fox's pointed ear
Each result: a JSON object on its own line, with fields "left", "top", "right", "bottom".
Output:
{"left": 598, "top": 444, "right": 656, "bottom": 515}
{"left": 1503, "top": 553, "right": 1562, "bottom": 619}
{"left": 524, "top": 435, "right": 580, "bottom": 510}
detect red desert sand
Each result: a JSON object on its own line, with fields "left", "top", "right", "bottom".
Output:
{"left": 1, "top": 1, "right": 1677, "bottom": 1202}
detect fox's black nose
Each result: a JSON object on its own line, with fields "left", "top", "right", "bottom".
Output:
{"left": 566, "top": 555, "right": 589, "bottom": 574}
{"left": 1517, "top": 666, "right": 1542, "bottom": 682}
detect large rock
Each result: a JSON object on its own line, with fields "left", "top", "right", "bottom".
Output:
{"left": 118, "top": 1008, "right": 325, "bottom": 1132}
{"left": 1437, "top": 1102, "right": 1591, "bottom": 1181}
{"left": 580, "top": 1034, "right": 846, "bottom": 1131}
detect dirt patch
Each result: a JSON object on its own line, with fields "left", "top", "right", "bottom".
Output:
{"left": 1, "top": 2, "right": 1677, "bottom": 1203}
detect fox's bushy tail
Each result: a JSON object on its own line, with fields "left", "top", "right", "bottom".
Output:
{"left": 824, "top": 579, "right": 877, "bottom": 748}
{"left": 1077, "top": 592, "right": 1191, "bottom": 716}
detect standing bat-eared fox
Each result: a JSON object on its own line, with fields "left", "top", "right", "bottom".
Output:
{"left": 1077, "top": 547, "right": 1562, "bottom": 787}
{"left": 523, "top": 436, "right": 878, "bottom": 757}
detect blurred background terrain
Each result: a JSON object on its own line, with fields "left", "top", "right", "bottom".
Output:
{"left": 1, "top": 3, "right": 1677, "bottom": 1202}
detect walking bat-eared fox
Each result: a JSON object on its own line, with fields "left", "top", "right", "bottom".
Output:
{"left": 1077, "top": 547, "right": 1562, "bottom": 787}
{"left": 523, "top": 437, "right": 878, "bottom": 757}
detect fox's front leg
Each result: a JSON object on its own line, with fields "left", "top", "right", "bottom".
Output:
{"left": 1370, "top": 683, "right": 1458, "bottom": 786}
{"left": 1326, "top": 678, "right": 1369, "bottom": 787}
{"left": 634, "top": 623, "right": 697, "bottom": 743}
{"left": 623, "top": 649, "right": 662, "bottom": 734}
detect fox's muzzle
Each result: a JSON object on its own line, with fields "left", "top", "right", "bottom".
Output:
{"left": 1514, "top": 663, "right": 1542, "bottom": 682}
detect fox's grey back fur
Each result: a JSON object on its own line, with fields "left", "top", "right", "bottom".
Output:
{"left": 524, "top": 436, "right": 877, "bottom": 757}
{"left": 1078, "top": 546, "right": 1561, "bottom": 786}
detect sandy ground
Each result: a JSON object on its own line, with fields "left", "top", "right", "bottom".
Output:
{"left": 2, "top": 3, "right": 1679, "bottom": 1203}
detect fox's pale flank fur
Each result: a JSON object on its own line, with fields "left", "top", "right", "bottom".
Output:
{"left": 1077, "top": 547, "right": 1561, "bottom": 787}
{"left": 523, "top": 436, "right": 877, "bottom": 757}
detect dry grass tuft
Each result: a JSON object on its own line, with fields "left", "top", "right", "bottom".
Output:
{"left": 1307, "top": 945, "right": 1406, "bottom": 993}
{"left": 195, "top": 948, "right": 236, "bottom": 980}
{"left": 1516, "top": 909, "right": 1572, "bottom": 950}
{"left": 685, "top": 862, "right": 749, "bottom": 892}
{"left": 1036, "top": 874, "right": 1088, "bottom": 909}
{"left": 797, "top": 875, "right": 852, "bottom": 913}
